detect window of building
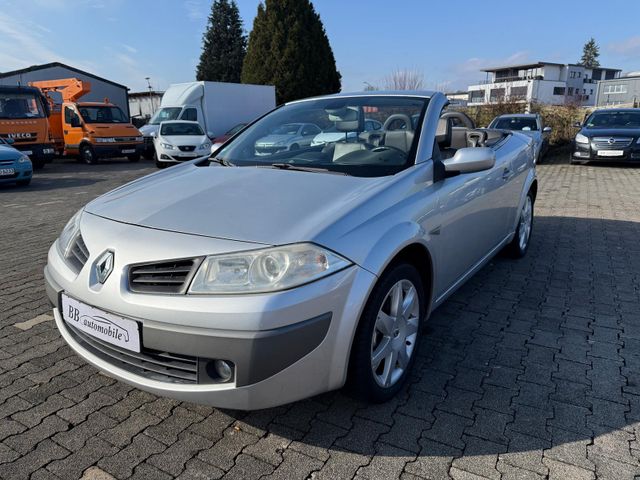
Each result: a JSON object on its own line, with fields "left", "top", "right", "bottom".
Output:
{"left": 568, "top": 87, "right": 574, "bottom": 95}
{"left": 489, "top": 88, "right": 506, "bottom": 102}
{"left": 510, "top": 86, "right": 528, "bottom": 98}
{"left": 603, "top": 84, "right": 628, "bottom": 94}
{"left": 553, "top": 87, "right": 565, "bottom": 96}
{"left": 570, "top": 71, "right": 576, "bottom": 78}
{"left": 469, "top": 90, "right": 484, "bottom": 102}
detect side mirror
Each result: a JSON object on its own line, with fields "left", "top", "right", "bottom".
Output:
{"left": 70, "top": 117, "right": 81, "bottom": 128}
{"left": 442, "top": 147, "right": 495, "bottom": 174}
{"left": 207, "top": 131, "right": 215, "bottom": 139}
{"left": 573, "top": 122, "right": 582, "bottom": 128}
{"left": 4, "top": 138, "right": 14, "bottom": 145}
{"left": 150, "top": 131, "right": 157, "bottom": 138}
{"left": 543, "top": 126, "right": 552, "bottom": 133}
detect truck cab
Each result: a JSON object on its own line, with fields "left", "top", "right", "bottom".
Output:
{"left": 31, "top": 78, "right": 143, "bottom": 164}
{"left": 0, "top": 86, "right": 55, "bottom": 169}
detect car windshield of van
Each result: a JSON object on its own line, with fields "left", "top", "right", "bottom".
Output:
{"left": 492, "top": 117, "right": 538, "bottom": 131}
{"left": 0, "top": 93, "right": 45, "bottom": 119}
{"left": 212, "top": 96, "right": 428, "bottom": 178}
{"left": 148, "top": 107, "right": 182, "bottom": 125}
{"left": 586, "top": 111, "right": 640, "bottom": 129}
{"left": 79, "top": 106, "right": 128, "bottom": 123}
{"left": 160, "top": 122, "right": 204, "bottom": 136}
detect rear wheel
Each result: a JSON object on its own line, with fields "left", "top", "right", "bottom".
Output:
{"left": 348, "top": 262, "right": 425, "bottom": 403}
{"left": 506, "top": 191, "right": 534, "bottom": 258}
{"left": 80, "top": 144, "right": 97, "bottom": 164}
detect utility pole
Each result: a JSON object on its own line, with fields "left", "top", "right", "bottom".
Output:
{"left": 145, "top": 77, "right": 154, "bottom": 116}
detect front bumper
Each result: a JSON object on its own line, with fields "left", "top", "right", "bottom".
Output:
{"left": 93, "top": 143, "right": 142, "bottom": 158}
{"left": 572, "top": 141, "right": 640, "bottom": 162}
{"left": 44, "top": 213, "right": 377, "bottom": 409}
{"left": 15, "top": 143, "right": 55, "bottom": 163}
{"left": 0, "top": 161, "right": 32, "bottom": 184}
{"left": 157, "top": 151, "right": 210, "bottom": 163}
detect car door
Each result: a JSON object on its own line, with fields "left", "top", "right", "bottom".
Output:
{"left": 63, "top": 104, "right": 84, "bottom": 153}
{"left": 432, "top": 142, "right": 513, "bottom": 299}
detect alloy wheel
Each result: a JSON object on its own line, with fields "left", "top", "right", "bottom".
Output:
{"left": 518, "top": 196, "right": 533, "bottom": 251}
{"left": 370, "top": 279, "right": 420, "bottom": 388}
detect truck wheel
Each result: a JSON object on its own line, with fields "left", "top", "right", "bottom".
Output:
{"left": 347, "top": 262, "right": 425, "bottom": 403}
{"left": 32, "top": 158, "right": 45, "bottom": 170}
{"left": 505, "top": 191, "right": 534, "bottom": 258}
{"left": 80, "top": 145, "right": 97, "bottom": 165}
{"left": 127, "top": 154, "right": 140, "bottom": 162}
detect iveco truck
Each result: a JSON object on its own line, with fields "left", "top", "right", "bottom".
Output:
{"left": 0, "top": 85, "right": 55, "bottom": 169}
{"left": 139, "top": 81, "right": 276, "bottom": 159}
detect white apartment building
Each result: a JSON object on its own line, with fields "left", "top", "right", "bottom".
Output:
{"left": 467, "top": 62, "right": 621, "bottom": 106}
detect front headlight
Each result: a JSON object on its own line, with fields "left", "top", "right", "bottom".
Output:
{"left": 188, "top": 243, "right": 352, "bottom": 294}
{"left": 575, "top": 133, "right": 589, "bottom": 144}
{"left": 96, "top": 137, "right": 116, "bottom": 143}
{"left": 57, "top": 209, "right": 83, "bottom": 257}
{"left": 636, "top": 137, "right": 640, "bottom": 144}
{"left": 199, "top": 142, "right": 211, "bottom": 150}
{"left": 161, "top": 143, "right": 174, "bottom": 150}
{"left": 134, "top": 136, "right": 143, "bottom": 142}
{"left": 17, "top": 155, "right": 30, "bottom": 163}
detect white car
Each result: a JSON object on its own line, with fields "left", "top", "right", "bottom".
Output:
{"left": 311, "top": 119, "right": 382, "bottom": 147}
{"left": 153, "top": 121, "right": 211, "bottom": 169}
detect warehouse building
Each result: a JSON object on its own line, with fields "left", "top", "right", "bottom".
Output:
{"left": 595, "top": 73, "right": 640, "bottom": 108}
{"left": 0, "top": 62, "right": 130, "bottom": 116}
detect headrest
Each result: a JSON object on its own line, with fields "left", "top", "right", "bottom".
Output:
{"left": 326, "top": 107, "right": 361, "bottom": 132}
{"left": 436, "top": 117, "right": 452, "bottom": 148}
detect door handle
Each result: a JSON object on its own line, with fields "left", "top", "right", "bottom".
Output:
{"left": 502, "top": 168, "right": 511, "bottom": 180}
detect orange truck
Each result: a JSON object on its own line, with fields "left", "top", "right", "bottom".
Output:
{"left": 30, "top": 78, "right": 143, "bottom": 164}
{"left": 0, "top": 85, "right": 55, "bottom": 169}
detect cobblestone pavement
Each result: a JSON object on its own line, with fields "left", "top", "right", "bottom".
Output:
{"left": 1, "top": 153, "right": 640, "bottom": 480}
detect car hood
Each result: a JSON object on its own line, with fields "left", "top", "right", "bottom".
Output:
{"left": 159, "top": 135, "right": 207, "bottom": 146}
{"left": 313, "top": 132, "right": 355, "bottom": 144}
{"left": 90, "top": 123, "right": 142, "bottom": 136}
{"left": 85, "top": 164, "right": 385, "bottom": 246}
{"left": 139, "top": 124, "right": 158, "bottom": 136}
{"left": 255, "top": 134, "right": 295, "bottom": 146}
{"left": 0, "top": 145, "right": 20, "bottom": 159}
{"left": 581, "top": 128, "right": 640, "bottom": 137}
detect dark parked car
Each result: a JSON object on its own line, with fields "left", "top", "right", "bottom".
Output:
{"left": 571, "top": 109, "right": 640, "bottom": 165}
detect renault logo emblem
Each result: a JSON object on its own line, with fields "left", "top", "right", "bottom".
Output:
{"left": 608, "top": 138, "right": 615, "bottom": 144}
{"left": 95, "top": 251, "right": 114, "bottom": 284}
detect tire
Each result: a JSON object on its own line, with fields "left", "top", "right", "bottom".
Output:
{"left": 154, "top": 152, "right": 167, "bottom": 169}
{"left": 32, "top": 158, "right": 45, "bottom": 170}
{"left": 289, "top": 143, "right": 300, "bottom": 151}
{"left": 127, "top": 154, "right": 140, "bottom": 162}
{"left": 348, "top": 262, "right": 425, "bottom": 403}
{"left": 16, "top": 178, "right": 31, "bottom": 187}
{"left": 79, "top": 144, "right": 97, "bottom": 165}
{"left": 505, "top": 191, "right": 534, "bottom": 258}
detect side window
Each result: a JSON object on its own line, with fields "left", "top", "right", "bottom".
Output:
{"left": 64, "top": 106, "right": 77, "bottom": 124}
{"left": 302, "top": 125, "right": 319, "bottom": 136}
{"left": 181, "top": 108, "right": 197, "bottom": 121}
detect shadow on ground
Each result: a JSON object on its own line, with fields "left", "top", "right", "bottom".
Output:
{"left": 214, "top": 215, "right": 640, "bottom": 459}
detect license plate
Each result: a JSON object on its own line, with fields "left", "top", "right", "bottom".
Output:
{"left": 22, "top": 150, "right": 32, "bottom": 155}
{"left": 61, "top": 294, "right": 141, "bottom": 352}
{"left": 598, "top": 150, "right": 624, "bottom": 157}
{"left": 121, "top": 149, "right": 136, "bottom": 154}
{"left": 0, "top": 168, "right": 15, "bottom": 176}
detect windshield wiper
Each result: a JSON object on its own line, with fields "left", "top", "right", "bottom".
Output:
{"left": 209, "top": 157, "right": 234, "bottom": 167}
{"left": 268, "top": 163, "right": 349, "bottom": 175}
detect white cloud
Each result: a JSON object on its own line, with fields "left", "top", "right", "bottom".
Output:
{"left": 446, "top": 51, "right": 531, "bottom": 90}
{"left": 185, "top": 0, "right": 207, "bottom": 22}
{"left": 122, "top": 44, "right": 137, "bottom": 54}
{"left": 608, "top": 36, "right": 640, "bottom": 57}
{"left": 0, "top": 12, "right": 94, "bottom": 72}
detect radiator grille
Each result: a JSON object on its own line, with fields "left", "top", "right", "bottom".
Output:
{"left": 592, "top": 137, "right": 633, "bottom": 149}
{"left": 128, "top": 258, "right": 201, "bottom": 294}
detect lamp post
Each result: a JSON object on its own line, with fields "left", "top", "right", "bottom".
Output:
{"left": 145, "top": 77, "right": 154, "bottom": 116}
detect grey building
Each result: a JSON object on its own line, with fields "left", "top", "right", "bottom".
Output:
{"left": 595, "top": 73, "right": 640, "bottom": 107}
{"left": 128, "top": 91, "right": 164, "bottom": 123}
{"left": 0, "top": 62, "right": 130, "bottom": 116}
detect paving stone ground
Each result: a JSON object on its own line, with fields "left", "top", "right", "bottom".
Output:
{"left": 1, "top": 152, "right": 640, "bottom": 479}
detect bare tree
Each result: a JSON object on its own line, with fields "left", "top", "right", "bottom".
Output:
{"left": 384, "top": 69, "right": 424, "bottom": 90}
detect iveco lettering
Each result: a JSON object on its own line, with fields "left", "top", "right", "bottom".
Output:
{"left": 45, "top": 91, "right": 537, "bottom": 410}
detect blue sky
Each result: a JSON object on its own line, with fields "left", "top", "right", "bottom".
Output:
{"left": 1, "top": 0, "right": 639, "bottom": 93}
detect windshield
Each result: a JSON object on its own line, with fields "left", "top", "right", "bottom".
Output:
{"left": 492, "top": 117, "right": 538, "bottom": 131}
{"left": 79, "top": 106, "right": 128, "bottom": 124}
{"left": 586, "top": 111, "right": 640, "bottom": 129}
{"left": 0, "top": 93, "right": 45, "bottom": 119}
{"left": 148, "top": 107, "right": 182, "bottom": 125}
{"left": 160, "top": 122, "right": 204, "bottom": 136}
{"left": 226, "top": 124, "right": 246, "bottom": 136}
{"left": 214, "top": 96, "right": 428, "bottom": 177}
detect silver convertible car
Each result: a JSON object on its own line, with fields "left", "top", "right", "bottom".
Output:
{"left": 45, "top": 92, "right": 537, "bottom": 410}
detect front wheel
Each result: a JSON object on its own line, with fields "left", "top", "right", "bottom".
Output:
{"left": 80, "top": 144, "right": 97, "bottom": 165}
{"left": 505, "top": 191, "right": 534, "bottom": 258}
{"left": 348, "top": 263, "right": 425, "bottom": 403}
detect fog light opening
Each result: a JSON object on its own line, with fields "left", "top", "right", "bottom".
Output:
{"left": 213, "top": 359, "right": 233, "bottom": 382}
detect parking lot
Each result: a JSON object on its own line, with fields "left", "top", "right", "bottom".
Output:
{"left": 1, "top": 152, "right": 640, "bottom": 480}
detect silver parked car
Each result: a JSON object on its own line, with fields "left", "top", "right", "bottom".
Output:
{"left": 489, "top": 113, "right": 551, "bottom": 163}
{"left": 45, "top": 91, "right": 537, "bottom": 410}
{"left": 254, "top": 122, "right": 322, "bottom": 155}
